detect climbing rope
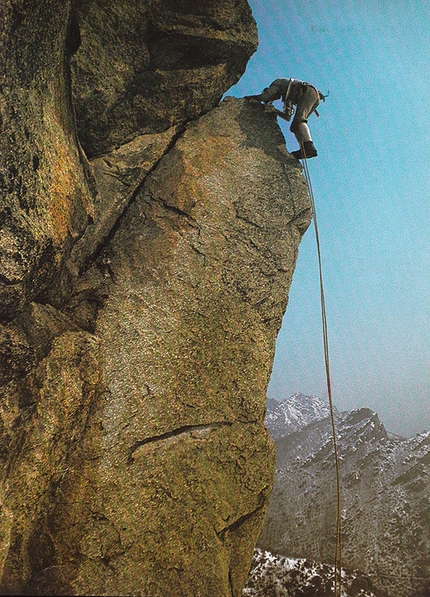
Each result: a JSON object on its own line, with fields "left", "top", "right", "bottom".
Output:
{"left": 300, "top": 145, "right": 343, "bottom": 597}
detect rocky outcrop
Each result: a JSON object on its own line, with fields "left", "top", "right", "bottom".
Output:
{"left": 71, "top": 0, "right": 258, "bottom": 157}
{"left": 1, "top": 2, "right": 312, "bottom": 595}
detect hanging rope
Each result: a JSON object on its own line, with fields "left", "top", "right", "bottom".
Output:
{"left": 300, "top": 145, "right": 343, "bottom": 597}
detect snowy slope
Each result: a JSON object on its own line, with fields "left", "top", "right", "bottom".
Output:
{"left": 258, "top": 398, "right": 430, "bottom": 597}
{"left": 243, "top": 548, "right": 389, "bottom": 597}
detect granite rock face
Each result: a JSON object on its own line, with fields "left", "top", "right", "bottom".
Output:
{"left": 0, "top": 0, "right": 95, "bottom": 320}
{"left": 0, "top": 2, "right": 312, "bottom": 595}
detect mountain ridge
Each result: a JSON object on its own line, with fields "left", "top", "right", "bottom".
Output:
{"left": 257, "top": 394, "right": 430, "bottom": 597}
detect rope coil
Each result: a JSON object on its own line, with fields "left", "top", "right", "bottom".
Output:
{"left": 300, "top": 147, "right": 343, "bottom": 596}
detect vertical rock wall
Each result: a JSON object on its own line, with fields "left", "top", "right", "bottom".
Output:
{"left": 0, "top": 2, "right": 312, "bottom": 595}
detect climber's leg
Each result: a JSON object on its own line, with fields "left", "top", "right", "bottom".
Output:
{"left": 290, "top": 86, "right": 319, "bottom": 159}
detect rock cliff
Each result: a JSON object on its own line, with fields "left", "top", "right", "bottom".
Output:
{"left": 0, "top": 1, "right": 312, "bottom": 595}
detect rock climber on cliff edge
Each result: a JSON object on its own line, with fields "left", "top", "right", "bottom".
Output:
{"left": 245, "top": 78, "right": 325, "bottom": 160}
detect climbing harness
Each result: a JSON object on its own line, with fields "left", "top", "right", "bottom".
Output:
{"left": 300, "top": 145, "right": 343, "bottom": 597}
{"left": 281, "top": 78, "right": 295, "bottom": 121}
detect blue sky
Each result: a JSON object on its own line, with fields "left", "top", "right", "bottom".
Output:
{"left": 227, "top": 0, "right": 430, "bottom": 436}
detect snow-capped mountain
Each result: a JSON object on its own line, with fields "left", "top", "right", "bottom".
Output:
{"left": 265, "top": 393, "right": 335, "bottom": 440}
{"left": 258, "top": 399, "right": 430, "bottom": 597}
{"left": 243, "top": 548, "right": 389, "bottom": 597}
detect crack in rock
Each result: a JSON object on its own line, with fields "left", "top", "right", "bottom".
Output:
{"left": 128, "top": 421, "right": 233, "bottom": 461}
{"left": 217, "top": 491, "right": 268, "bottom": 540}
{"left": 69, "top": 124, "right": 186, "bottom": 276}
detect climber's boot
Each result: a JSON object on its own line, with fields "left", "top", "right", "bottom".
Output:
{"left": 291, "top": 141, "right": 318, "bottom": 160}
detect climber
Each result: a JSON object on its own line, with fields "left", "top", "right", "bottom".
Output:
{"left": 245, "top": 78, "right": 324, "bottom": 160}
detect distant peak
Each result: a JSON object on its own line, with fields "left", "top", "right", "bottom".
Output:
{"left": 265, "top": 392, "right": 333, "bottom": 439}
